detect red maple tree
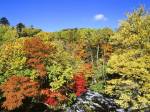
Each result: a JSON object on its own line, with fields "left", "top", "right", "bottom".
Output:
{"left": 73, "top": 72, "right": 87, "bottom": 96}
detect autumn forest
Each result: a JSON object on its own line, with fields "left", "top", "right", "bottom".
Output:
{"left": 0, "top": 7, "right": 150, "bottom": 112}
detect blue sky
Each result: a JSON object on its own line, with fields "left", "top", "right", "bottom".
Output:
{"left": 0, "top": 0, "right": 150, "bottom": 31}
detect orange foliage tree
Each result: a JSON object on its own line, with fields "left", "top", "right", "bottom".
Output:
{"left": 24, "top": 37, "right": 55, "bottom": 78}
{"left": 0, "top": 75, "right": 39, "bottom": 110}
{"left": 101, "top": 43, "right": 112, "bottom": 62}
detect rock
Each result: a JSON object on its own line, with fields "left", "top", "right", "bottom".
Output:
{"left": 67, "top": 90, "right": 125, "bottom": 112}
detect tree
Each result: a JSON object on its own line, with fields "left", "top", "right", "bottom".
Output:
{"left": 21, "top": 28, "right": 41, "bottom": 37}
{"left": 0, "top": 17, "right": 10, "bottom": 26}
{"left": 0, "top": 25, "right": 18, "bottom": 46}
{"left": 16, "top": 23, "right": 25, "bottom": 37}
{"left": 105, "top": 7, "right": 150, "bottom": 110}
{"left": 1, "top": 75, "right": 39, "bottom": 110}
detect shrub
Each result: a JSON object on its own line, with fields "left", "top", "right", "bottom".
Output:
{"left": 41, "top": 89, "right": 67, "bottom": 107}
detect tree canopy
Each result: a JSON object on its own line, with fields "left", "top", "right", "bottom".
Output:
{"left": 0, "top": 7, "right": 149, "bottom": 111}
{"left": 0, "top": 17, "right": 10, "bottom": 26}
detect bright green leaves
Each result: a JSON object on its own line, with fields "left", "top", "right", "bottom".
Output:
{"left": 47, "top": 64, "right": 63, "bottom": 79}
{"left": 90, "top": 82, "right": 104, "bottom": 93}
{"left": 47, "top": 64, "right": 73, "bottom": 90}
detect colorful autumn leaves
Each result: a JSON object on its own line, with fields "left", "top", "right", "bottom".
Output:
{"left": 1, "top": 76, "right": 39, "bottom": 110}
{"left": 0, "top": 37, "right": 88, "bottom": 110}
{"left": 41, "top": 89, "right": 67, "bottom": 106}
{"left": 24, "top": 37, "right": 54, "bottom": 78}
{"left": 73, "top": 72, "right": 87, "bottom": 96}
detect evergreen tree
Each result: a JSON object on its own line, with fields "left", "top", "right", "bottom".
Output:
{"left": 16, "top": 22, "right": 25, "bottom": 37}
{"left": 0, "top": 17, "right": 10, "bottom": 26}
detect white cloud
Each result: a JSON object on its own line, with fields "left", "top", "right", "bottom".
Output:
{"left": 94, "top": 14, "right": 107, "bottom": 21}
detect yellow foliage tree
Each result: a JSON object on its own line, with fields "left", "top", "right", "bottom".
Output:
{"left": 105, "top": 7, "right": 150, "bottom": 110}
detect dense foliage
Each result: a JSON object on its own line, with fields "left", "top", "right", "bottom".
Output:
{"left": 1, "top": 75, "right": 39, "bottom": 110}
{"left": 0, "top": 7, "right": 149, "bottom": 111}
{"left": 105, "top": 7, "right": 150, "bottom": 110}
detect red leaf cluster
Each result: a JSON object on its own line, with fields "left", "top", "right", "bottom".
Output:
{"left": 0, "top": 75, "right": 39, "bottom": 110}
{"left": 41, "top": 89, "right": 67, "bottom": 106}
{"left": 73, "top": 72, "right": 87, "bottom": 96}
{"left": 44, "top": 97, "right": 58, "bottom": 106}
